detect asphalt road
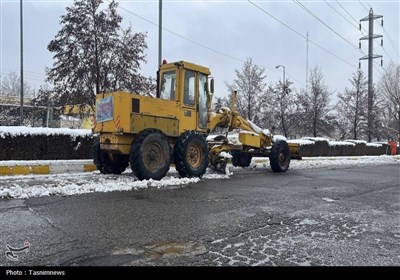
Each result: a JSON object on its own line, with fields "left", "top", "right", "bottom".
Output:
{"left": 0, "top": 163, "right": 399, "bottom": 266}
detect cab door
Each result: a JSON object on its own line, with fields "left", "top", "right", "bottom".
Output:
{"left": 181, "top": 69, "right": 197, "bottom": 131}
{"left": 197, "top": 73, "right": 208, "bottom": 132}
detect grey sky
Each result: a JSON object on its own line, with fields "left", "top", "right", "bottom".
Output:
{"left": 1, "top": 0, "right": 399, "bottom": 101}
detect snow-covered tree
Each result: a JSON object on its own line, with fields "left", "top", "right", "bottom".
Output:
{"left": 335, "top": 70, "right": 368, "bottom": 140}
{"left": 266, "top": 79, "right": 297, "bottom": 138}
{"left": 46, "top": 0, "right": 151, "bottom": 111}
{"left": 296, "top": 67, "right": 333, "bottom": 137}
{"left": 226, "top": 57, "right": 267, "bottom": 122}
{"left": 212, "top": 96, "right": 229, "bottom": 112}
{"left": 0, "top": 72, "right": 34, "bottom": 98}
{"left": 378, "top": 63, "right": 400, "bottom": 140}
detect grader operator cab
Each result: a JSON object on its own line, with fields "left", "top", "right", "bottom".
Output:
{"left": 93, "top": 60, "right": 299, "bottom": 180}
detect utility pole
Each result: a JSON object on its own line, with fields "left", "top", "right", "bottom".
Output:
{"left": 20, "top": 0, "right": 24, "bottom": 126}
{"left": 158, "top": 0, "right": 162, "bottom": 66}
{"left": 359, "top": 8, "right": 383, "bottom": 142}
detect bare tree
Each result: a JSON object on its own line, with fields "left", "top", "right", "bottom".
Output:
{"left": 336, "top": 70, "right": 368, "bottom": 140}
{"left": 378, "top": 63, "right": 400, "bottom": 140}
{"left": 266, "top": 79, "right": 297, "bottom": 138}
{"left": 226, "top": 57, "right": 267, "bottom": 122}
{"left": 296, "top": 67, "right": 333, "bottom": 137}
{"left": 0, "top": 72, "right": 34, "bottom": 98}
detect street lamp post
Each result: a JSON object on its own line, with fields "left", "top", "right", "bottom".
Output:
{"left": 158, "top": 0, "right": 162, "bottom": 66}
{"left": 20, "top": 0, "right": 24, "bottom": 126}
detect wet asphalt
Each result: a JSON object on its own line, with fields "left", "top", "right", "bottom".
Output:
{"left": 0, "top": 163, "right": 399, "bottom": 266}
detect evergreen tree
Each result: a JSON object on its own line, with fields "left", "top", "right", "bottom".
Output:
{"left": 46, "top": 0, "right": 151, "bottom": 110}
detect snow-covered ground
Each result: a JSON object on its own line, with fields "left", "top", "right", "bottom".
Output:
{"left": 0, "top": 126, "right": 92, "bottom": 138}
{"left": 0, "top": 155, "right": 399, "bottom": 199}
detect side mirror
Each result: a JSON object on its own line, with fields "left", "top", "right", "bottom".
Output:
{"left": 210, "top": 78, "right": 214, "bottom": 94}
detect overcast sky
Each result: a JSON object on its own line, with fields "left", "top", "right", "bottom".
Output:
{"left": 1, "top": 0, "right": 399, "bottom": 102}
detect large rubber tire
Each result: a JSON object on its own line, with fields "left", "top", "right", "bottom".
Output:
{"left": 174, "top": 131, "right": 209, "bottom": 178}
{"left": 92, "top": 138, "right": 129, "bottom": 174}
{"left": 269, "top": 140, "right": 291, "bottom": 173}
{"left": 231, "top": 150, "right": 252, "bottom": 167}
{"left": 129, "top": 129, "right": 171, "bottom": 180}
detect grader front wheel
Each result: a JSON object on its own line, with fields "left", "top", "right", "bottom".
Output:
{"left": 269, "top": 140, "right": 291, "bottom": 173}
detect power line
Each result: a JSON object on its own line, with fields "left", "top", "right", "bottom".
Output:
{"left": 248, "top": 0, "right": 358, "bottom": 69}
{"left": 294, "top": 0, "right": 362, "bottom": 54}
{"left": 0, "top": 67, "right": 47, "bottom": 79}
{"left": 359, "top": 0, "right": 369, "bottom": 12}
{"left": 362, "top": 1, "right": 399, "bottom": 59}
{"left": 114, "top": 1, "right": 305, "bottom": 86}
{"left": 324, "top": 1, "right": 388, "bottom": 66}
{"left": 333, "top": 1, "right": 397, "bottom": 64}
{"left": 381, "top": 25, "right": 400, "bottom": 59}
{"left": 115, "top": 2, "right": 246, "bottom": 64}
{"left": 335, "top": 0, "right": 368, "bottom": 34}
{"left": 324, "top": 0, "right": 361, "bottom": 33}
{"left": 0, "top": 70, "right": 45, "bottom": 83}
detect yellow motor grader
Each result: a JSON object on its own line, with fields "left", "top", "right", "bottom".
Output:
{"left": 93, "top": 60, "right": 299, "bottom": 180}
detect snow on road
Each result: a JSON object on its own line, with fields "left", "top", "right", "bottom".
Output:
{"left": 0, "top": 155, "right": 398, "bottom": 199}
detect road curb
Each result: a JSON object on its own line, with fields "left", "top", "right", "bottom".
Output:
{"left": 0, "top": 160, "right": 96, "bottom": 176}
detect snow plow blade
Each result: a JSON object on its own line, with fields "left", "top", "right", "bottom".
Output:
{"left": 289, "top": 143, "right": 302, "bottom": 160}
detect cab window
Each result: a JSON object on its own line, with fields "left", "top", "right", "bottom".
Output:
{"left": 184, "top": 70, "right": 195, "bottom": 106}
{"left": 198, "top": 74, "right": 208, "bottom": 129}
{"left": 160, "top": 70, "right": 176, "bottom": 101}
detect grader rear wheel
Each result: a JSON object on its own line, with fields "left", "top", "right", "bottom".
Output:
{"left": 174, "top": 131, "right": 209, "bottom": 178}
{"left": 130, "top": 129, "right": 171, "bottom": 180}
{"left": 92, "top": 138, "right": 129, "bottom": 174}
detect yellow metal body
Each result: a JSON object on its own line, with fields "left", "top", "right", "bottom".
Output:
{"left": 239, "top": 132, "right": 260, "bottom": 148}
{"left": 94, "top": 60, "right": 300, "bottom": 160}
{"left": 94, "top": 61, "right": 211, "bottom": 155}
{"left": 207, "top": 91, "right": 300, "bottom": 160}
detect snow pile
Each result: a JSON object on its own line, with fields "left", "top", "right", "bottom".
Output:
{"left": 287, "top": 139, "right": 314, "bottom": 146}
{"left": 0, "top": 166, "right": 232, "bottom": 199}
{"left": 0, "top": 126, "right": 92, "bottom": 139}
{"left": 345, "top": 140, "right": 367, "bottom": 144}
{"left": 0, "top": 159, "right": 91, "bottom": 167}
{"left": 0, "top": 156, "right": 398, "bottom": 200}
{"left": 227, "top": 134, "right": 241, "bottom": 145}
{"left": 329, "top": 141, "right": 355, "bottom": 147}
{"left": 302, "top": 137, "right": 329, "bottom": 142}
{"left": 206, "top": 135, "right": 220, "bottom": 142}
{"left": 0, "top": 170, "right": 231, "bottom": 199}
{"left": 273, "top": 135, "right": 287, "bottom": 142}
{"left": 366, "top": 143, "right": 383, "bottom": 147}
{"left": 219, "top": 152, "right": 232, "bottom": 159}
